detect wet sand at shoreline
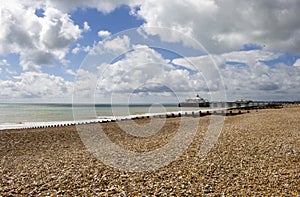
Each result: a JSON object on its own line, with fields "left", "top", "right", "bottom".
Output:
{"left": 0, "top": 105, "right": 299, "bottom": 196}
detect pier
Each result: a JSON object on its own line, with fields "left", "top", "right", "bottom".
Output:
{"left": 2, "top": 101, "right": 295, "bottom": 130}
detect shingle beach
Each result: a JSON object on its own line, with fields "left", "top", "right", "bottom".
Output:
{"left": 1, "top": 105, "right": 299, "bottom": 196}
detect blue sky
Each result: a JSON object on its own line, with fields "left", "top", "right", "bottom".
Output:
{"left": 0, "top": 1, "right": 300, "bottom": 103}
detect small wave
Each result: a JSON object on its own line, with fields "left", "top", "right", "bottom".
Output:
{"left": 0, "top": 108, "right": 228, "bottom": 130}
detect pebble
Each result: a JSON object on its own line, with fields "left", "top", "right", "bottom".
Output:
{"left": 0, "top": 105, "right": 299, "bottom": 195}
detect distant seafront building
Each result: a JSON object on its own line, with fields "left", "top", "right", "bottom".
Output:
{"left": 178, "top": 93, "right": 257, "bottom": 108}
{"left": 178, "top": 94, "right": 210, "bottom": 107}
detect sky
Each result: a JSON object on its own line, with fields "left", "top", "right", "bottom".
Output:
{"left": 0, "top": 0, "right": 300, "bottom": 103}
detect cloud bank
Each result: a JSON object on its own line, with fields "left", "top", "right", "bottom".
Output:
{"left": 0, "top": 0, "right": 300, "bottom": 102}
{"left": 134, "top": 0, "right": 300, "bottom": 54}
{"left": 0, "top": 0, "right": 81, "bottom": 71}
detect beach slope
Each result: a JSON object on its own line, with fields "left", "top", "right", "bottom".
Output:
{"left": 0, "top": 106, "right": 299, "bottom": 195}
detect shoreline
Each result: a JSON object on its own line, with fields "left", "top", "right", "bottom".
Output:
{"left": 0, "top": 105, "right": 299, "bottom": 195}
{"left": 0, "top": 107, "right": 231, "bottom": 130}
{"left": 0, "top": 102, "right": 285, "bottom": 130}
{"left": 1, "top": 102, "right": 294, "bottom": 131}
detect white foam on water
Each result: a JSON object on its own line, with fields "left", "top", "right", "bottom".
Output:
{"left": 0, "top": 108, "right": 228, "bottom": 130}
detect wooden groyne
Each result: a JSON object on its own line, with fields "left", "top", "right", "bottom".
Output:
{"left": 2, "top": 102, "right": 290, "bottom": 130}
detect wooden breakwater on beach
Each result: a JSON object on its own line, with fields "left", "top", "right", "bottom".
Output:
{"left": 1, "top": 103, "right": 298, "bottom": 196}
{"left": 8, "top": 102, "right": 290, "bottom": 130}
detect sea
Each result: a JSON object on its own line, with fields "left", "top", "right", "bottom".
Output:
{"left": 0, "top": 103, "right": 208, "bottom": 130}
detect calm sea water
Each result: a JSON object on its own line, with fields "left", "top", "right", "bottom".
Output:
{"left": 0, "top": 103, "right": 204, "bottom": 125}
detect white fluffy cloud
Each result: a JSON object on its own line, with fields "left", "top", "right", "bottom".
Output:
{"left": 76, "top": 33, "right": 300, "bottom": 101}
{"left": 83, "top": 21, "right": 90, "bottom": 32}
{"left": 134, "top": 0, "right": 300, "bottom": 54}
{"left": 66, "top": 69, "right": 76, "bottom": 76}
{"left": 98, "top": 30, "right": 111, "bottom": 38}
{"left": 293, "top": 59, "right": 300, "bottom": 67}
{"left": 172, "top": 50, "right": 281, "bottom": 71}
{"left": 41, "top": 0, "right": 300, "bottom": 56}
{"left": 0, "top": 0, "right": 81, "bottom": 70}
{"left": 1, "top": 0, "right": 299, "bottom": 102}
{"left": 73, "top": 69, "right": 98, "bottom": 103}
{"left": 95, "top": 44, "right": 208, "bottom": 99}
{"left": 0, "top": 59, "right": 10, "bottom": 66}
{"left": 45, "top": 0, "right": 141, "bottom": 13}
{"left": 91, "top": 35, "right": 131, "bottom": 56}
{"left": 2, "top": 0, "right": 299, "bottom": 61}
{"left": 0, "top": 72, "right": 73, "bottom": 102}
{"left": 173, "top": 51, "right": 300, "bottom": 100}
{"left": 2, "top": 0, "right": 299, "bottom": 68}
